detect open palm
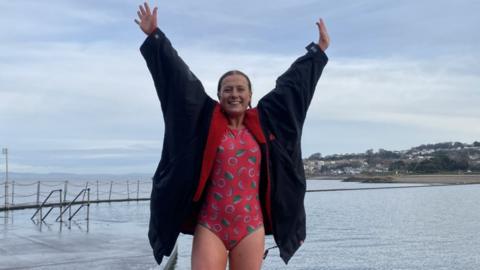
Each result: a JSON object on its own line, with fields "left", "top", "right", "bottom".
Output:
{"left": 135, "top": 2, "right": 158, "bottom": 35}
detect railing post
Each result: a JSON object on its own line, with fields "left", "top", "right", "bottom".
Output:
{"left": 37, "top": 181, "right": 42, "bottom": 220}
{"left": 96, "top": 180, "right": 99, "bottom": 201}
{"left": 137, "top": 180, "right": 140, "bottom": 200}
{"left": 127, "top": 180, "right": 130, "bottom": 200}
{"left": 86, "top": 188, "right": 90, "bottom": 221}
{"left": 87, "top": 188, "right": 90, "bottom": 232}
{"left": 82, "top": 182, "right": 89, "bottom": 201}
{"left": 11, "top": 180, "right": 14, "bottom": 205}
{"left": 59, "top": 188, "right": 63, "bottom": 223}
{"left": 64, "top": 181, "right": 68, "bottom": 202}
{"left": 2, "top": 148, "right": 8, "bottom": 209}
{"left": 36, "top": 181, "right": 41, "bottom": 205}
{"left": 3, "top": 177, "right": 7, "bottom": 208}
{"left": 69, "top": 194, "right": 72, "bottom": 219}
{"left": 109, "top": 181, "right": 113, "bottom": 201}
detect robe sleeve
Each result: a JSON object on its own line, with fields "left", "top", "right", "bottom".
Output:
{"left": 140, "top": 28, "right": 214, "bottom": 151}
{"left": 257, "top": 42, "right": 328, "bottom": 153}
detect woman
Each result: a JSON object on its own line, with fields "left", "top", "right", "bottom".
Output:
{"left": 135, "top": 2, "right": 329, "bottom": 269}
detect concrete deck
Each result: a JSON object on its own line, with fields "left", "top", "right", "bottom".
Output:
{"left": 4, "top": 181, "right": 467, "bottom": 269}
{"left": 0, "top": 201, "right": 162, "bottom": 270}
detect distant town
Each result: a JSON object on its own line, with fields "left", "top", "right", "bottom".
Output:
{"left": 304, "top": 141, "right": 480, "bottom": 177}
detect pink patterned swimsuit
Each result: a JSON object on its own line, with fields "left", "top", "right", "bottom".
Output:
{"left": 198, "top": 127, "right": 263, "bottom": 250}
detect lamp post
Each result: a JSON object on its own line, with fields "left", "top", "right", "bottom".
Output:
{"left": 2, "top": 148, "right": 8, "bottom": 207}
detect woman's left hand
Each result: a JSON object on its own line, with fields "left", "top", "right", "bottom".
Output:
{"left": 316, "top": 18, "right": 330, "bottom": 51}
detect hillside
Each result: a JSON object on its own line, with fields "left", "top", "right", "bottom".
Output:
{"left": 304, "top": 141, "right": 480, "bottom": 177}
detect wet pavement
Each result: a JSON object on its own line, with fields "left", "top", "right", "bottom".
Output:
{"left": 0, "top": 201, "right": 161, "bottom": 270}
{"left": 4, "top": 181, "right": 478, "bottom": 269}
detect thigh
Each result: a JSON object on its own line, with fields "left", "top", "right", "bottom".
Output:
{"left": 192, "top": 225, "right": 228, "bottom": 270}
{"left": 228, "top": 226, "right": 265, "bottom": 270}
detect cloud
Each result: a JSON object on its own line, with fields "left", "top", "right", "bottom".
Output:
{"left": 311, "top": 56, "right": 480, "bottom": 127}
{"left": 2, "top": 34, "right": 479, "bottom": 172}
{"left": 0, "top": 1, "right": 122, "bottom": 41}
{"left": 1, "top": 0, "right": 479, "bottom": 173}
{"left": 300, "top": 54, "right": 480, "bottom": 155}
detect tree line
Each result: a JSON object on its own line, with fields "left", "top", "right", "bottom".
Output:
{"left": 307, "top": 141, "right": 480, "bottom": 173}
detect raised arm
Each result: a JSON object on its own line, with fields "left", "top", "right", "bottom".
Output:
{"left": 258, "top": 18, "right": 329, "bottom": 152}
{"left": 316, "top": 19, "right": 330, "bottom": 52}
{"left": 136, "top": 2, "right": 213, "bottom": 141}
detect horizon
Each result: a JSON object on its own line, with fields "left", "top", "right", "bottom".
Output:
{"left": 2, "top": 139, "right": 478, "bottom": 176}
{"left": 1, "top": 1, "right": 479, "bottom": 174}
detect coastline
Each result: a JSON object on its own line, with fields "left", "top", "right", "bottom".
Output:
{"left": 310, "top": 174, "right": 480, "bottom": 184}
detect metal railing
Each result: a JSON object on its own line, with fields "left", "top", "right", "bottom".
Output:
{"left": 56, "top": 188, "right": 90, "bottom": 222}
{"left": 1, "top": 180, "right": 151, "bottom": 211}
{"left": 30, "top": 189, "right": 62, "bottom": 222}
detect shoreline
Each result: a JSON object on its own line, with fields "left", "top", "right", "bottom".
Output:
{"left": 309, "top": 174, "right": 480, "bottom": 184}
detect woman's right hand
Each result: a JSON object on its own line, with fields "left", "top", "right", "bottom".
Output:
{"left": 135, "top": 2, "right": 158, "bottom": 35}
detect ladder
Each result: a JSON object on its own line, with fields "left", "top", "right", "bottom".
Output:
{"left": 56, "top": 188, "right": 90, "bottom": 222}
{"left": 30, "top": 189, "right": 62, "bottom": 222}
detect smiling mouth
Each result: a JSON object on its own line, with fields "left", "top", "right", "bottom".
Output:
{"left": 228, "top": 100, "right": 242, "bottom": 105}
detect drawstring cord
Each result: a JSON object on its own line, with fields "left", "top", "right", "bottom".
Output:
{"left": 263, "top": 245, "right": 278, "bottom": 260}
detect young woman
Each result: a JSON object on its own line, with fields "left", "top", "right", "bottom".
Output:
{"left": 135, "top": 2, "right": 329, "bottom": 269}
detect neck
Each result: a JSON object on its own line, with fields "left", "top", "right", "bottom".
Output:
{"left": 227, "top": 114, "right": 245, "bottom": 129}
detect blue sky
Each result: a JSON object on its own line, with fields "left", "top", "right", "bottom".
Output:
{"left": 1, "top": 0, "right": 479, "bottom": 174}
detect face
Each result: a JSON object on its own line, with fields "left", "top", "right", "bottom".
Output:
{"left": 218, "top": 74, "right": 252, "bottom": 117}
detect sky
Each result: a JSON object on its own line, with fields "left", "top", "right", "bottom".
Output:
{"left": 0, "top": 0, "right": 479, "bottom": 174}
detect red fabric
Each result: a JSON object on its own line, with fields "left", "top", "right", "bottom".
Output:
{"left": 193, "top": 105, "right": 228, "bottom": 202}
{"left": 198, "top": 127, "right": 263, "bottom": 249}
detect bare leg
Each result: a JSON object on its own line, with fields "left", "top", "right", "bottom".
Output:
{"left": 192, "top": 225, "right": 228, "bottom": 270}
{"left": 228, "top": 226, "right": 265, "bottom": 270}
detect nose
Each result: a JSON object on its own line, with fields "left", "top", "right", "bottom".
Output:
{"left": 231, "top": 88, "right": 240, "bottom": 98}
